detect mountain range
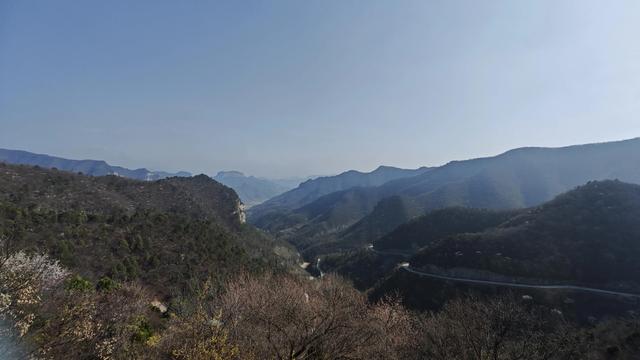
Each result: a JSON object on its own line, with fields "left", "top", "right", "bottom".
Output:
{"left": 4, "top": 138, "right": 640, "bottom": 357}
{"left": 363, "top": 180, "right": 640, "bottom": 314}
{"left": 408, "top": 180, "right": 640, "bottom": 286}
{"left": 250, "top": 138, "right": 640, "bottom": 257}
{"left": 248, "top": 165, "right": 432, "bottom": 220}
{"left": 0, "top": 148, "right": 191, "bottom": 181}
{"left": 213, "top": 171, "right": 308, "bottom": 207}
{"left": 318, "top": 180, "right": 640, "bottom": 318}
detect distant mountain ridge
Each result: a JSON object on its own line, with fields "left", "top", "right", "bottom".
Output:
{"left": 0, "top": 148, "right": 191, "bottom": 181}
{"left": 250, "top": 137, "right": 640, "bottom": 257}
{"left": 248, "top": 165, "right": 432, "bottom": 220}
{"left": 213, "top": 170, "right": 300, "bottom": 207}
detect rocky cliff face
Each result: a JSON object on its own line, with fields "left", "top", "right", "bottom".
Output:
{"left": 236, "top": 200, "right": 247, "bottom": 224}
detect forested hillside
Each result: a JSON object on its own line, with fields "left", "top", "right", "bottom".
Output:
{"left": 323, "top": 181, "right": 640, "bottom": 314}
{"left": 375, "top": 207, "right": 517, "bottom": 252}
{"left": 410, "top": 180, "right": 640, "bottom": 287}
{"left": 0, "top": 163, "right": 298, "bottom": 295}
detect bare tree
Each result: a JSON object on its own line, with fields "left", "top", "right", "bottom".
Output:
{"left": 34, "top": 283, "right": 151, "bottom": 360}
{"left": 157, "top": 280, "right": 242, "bottom": 360}
{"left": 412, "top": 295, "right": 584, "bottom": 360}
{"left": 218, "top": 273, "right": 414, "bottom": 359}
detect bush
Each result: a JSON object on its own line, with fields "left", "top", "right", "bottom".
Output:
{"left": 96, "top": 276, "right": 119, "bottom": 292}
{"left": 66, "top": 275, "right": 93, "bottom": 292}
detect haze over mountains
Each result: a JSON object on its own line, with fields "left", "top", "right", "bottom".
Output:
{"left": 213, "top": 170, "right": 310, "bottom": 207}
{"left": 5, "top": 0, "right": 640, "bottom": 356}
{"left": 248, "top": 165, "right": 432, "bottom": 219}
{"left": 3, "top": 137, "right": 640, "bottom": 358}
{"left": 0, "top": 148, "right": 191, "bottom": 181}
{"left": 0, "top": 149, "right": 317, "bottom": 208}
{"left": 249, "top": 138, "right": 640, "bottom": 257}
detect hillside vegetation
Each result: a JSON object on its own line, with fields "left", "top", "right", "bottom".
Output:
{"left": 411, "top": 180, "right": 640, "bottom": 288}
{"left": 375, "top": 207, "right": 517, "bottom": 252}
{"left": 2, "top": 162, "right": 640, "bottom": 359}
{"left": 0, "top": 163, "right": 297, "bottom": 296}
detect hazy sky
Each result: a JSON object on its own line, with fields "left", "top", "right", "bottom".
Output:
{"left": 1, "top": 1, "right": 640, "bottom": 177}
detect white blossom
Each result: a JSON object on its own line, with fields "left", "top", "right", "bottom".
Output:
{"left": 0, "top": 251, "right": 70, "bottom": 337}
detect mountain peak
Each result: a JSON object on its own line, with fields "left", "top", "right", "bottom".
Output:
{"left": 373, "top": 165, "right": 400, "bottom": 172}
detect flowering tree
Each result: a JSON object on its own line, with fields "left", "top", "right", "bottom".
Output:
{"left": 0, "top": 235, "right": 70, "bottom": 337}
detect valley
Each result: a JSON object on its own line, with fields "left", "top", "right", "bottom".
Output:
{"left": 2, "top": 138, "right": 640, "bottom": 359}
{"left": 5, "top": 2, "right": 640, "bottom": 357}
{"left": 243, "top": 140, "right": 640, "bottom": 329}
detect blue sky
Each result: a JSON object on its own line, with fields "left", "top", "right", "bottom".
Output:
{"left": 1, "top": 0, "right": 640, "bottom": 177}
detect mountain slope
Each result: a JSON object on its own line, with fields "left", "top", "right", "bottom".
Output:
{"left": 385, "top": 137, "right": 640, "bottom": 208}
{"left": 213, "top": 171, "right": 294, "bottom": 207}
{"left": 320, "top": 207, "right": 516, "bottom": 290}
{"left": 410, "top": 180, "right": 640, "bottom": 287}
{"left": 248, "top": 165, "right": 431, "bottom": 220}
{"left": 374, "top": 207, "right": 517, "bottom": 252}
{"left": 338, "top": 195, "right": 421, "bottom": 249}
{"left": 0, "top": 163, "right": 298, "bottom": 295}
{"left": 0, "top": 148, "right": 191, "bottom": 181}
{"left": 353, "top": 181, "right": 640, "bottom": 316}
{"left": 303, "top": 195, "right": 422, "bottom": 256}
{"left": 0, "top": 163, "right": 242, "bottom": 229}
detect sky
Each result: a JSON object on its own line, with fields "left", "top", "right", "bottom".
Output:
{"left": 1, "top": 0, "right": 640, "bottom": 178}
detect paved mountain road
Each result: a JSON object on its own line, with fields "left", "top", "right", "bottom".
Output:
{"left": 367, "top": 245, "right": 640, "bottom": 298}
{"left": 400, "top": 265, "right": 640, "bottom": 298}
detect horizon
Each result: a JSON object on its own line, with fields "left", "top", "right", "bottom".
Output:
{"left": 3, "top": 1, "right": 640, "bottom": 177}
{"left": 3, "top": 2, "right": 640, "bottom": 357}
{"left": 2, "top": 135, "right": 638, "bottom": 180}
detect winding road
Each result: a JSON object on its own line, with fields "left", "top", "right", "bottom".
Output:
{"left": 367, "top": 245, "right": 640, "bottom": 298}
{"left": 400, "top": 265, "right": 640, "bottom": 298}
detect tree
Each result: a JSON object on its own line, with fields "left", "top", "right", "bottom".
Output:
{"left": 0, "top": 243, "right": 69, "bottom": 337}
{"left": 34, "top": 283, "right": 152, "bottom": 359}
{"left": 218, "top": 273, "right": 414, "bottom": 359}
{"left": 412, "top": 295, "right": 584, "bottom": 360}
